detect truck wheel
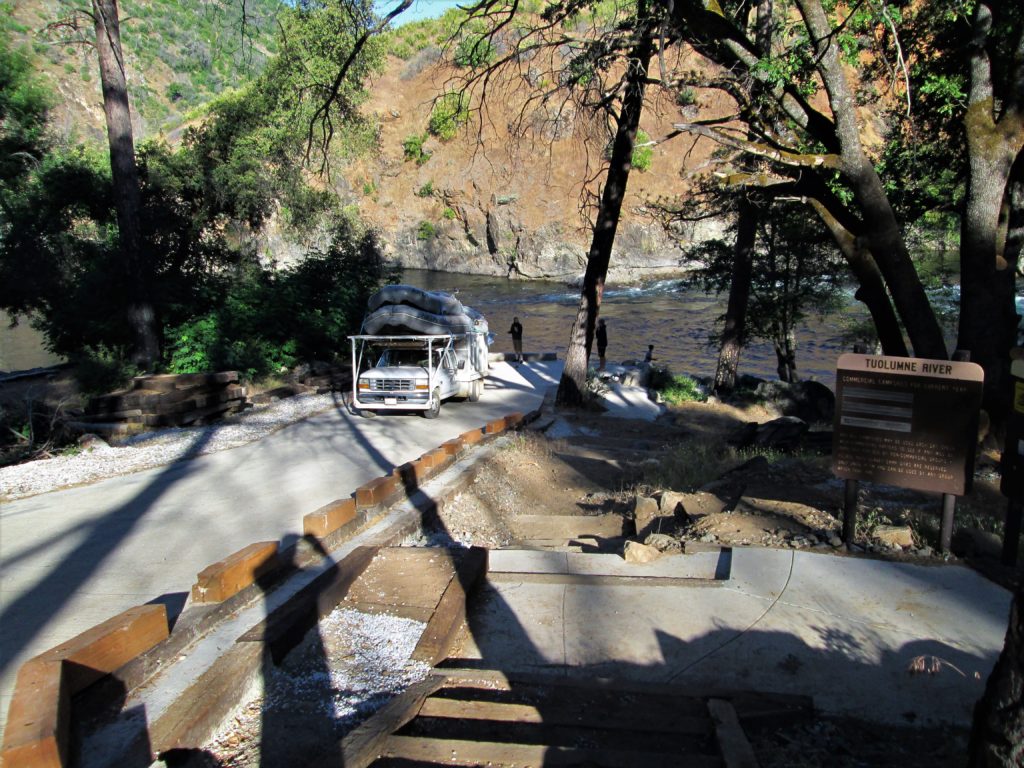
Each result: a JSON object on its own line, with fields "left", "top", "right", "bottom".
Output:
{"left": 423, "top": 390, "right": 441, "bottom": 419}
{"left": 468, "top": 379, "right": 482, "bottom": 402}
{"left": 359, "top": 408, "right": 377, "bottom": 418}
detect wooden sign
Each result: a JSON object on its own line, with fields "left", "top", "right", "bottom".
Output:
{"left": 833, "top": 354, "right": 983, "bottom": 495}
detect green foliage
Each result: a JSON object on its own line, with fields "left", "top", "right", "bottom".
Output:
{"left": 632, "top": 129, "right": 652, "bottom": 172}
{"left": 453, "top": 34, "right": 495, "bottom": 68}
{"left": 0, "top": 31, "right": 52, "bottom": 187}
{"left": 71, "top": 346, "right": 140, "bottom": 395}
{"left": 443, "top": 207, "right": 456, "bottom": 220}
{"left": 417, "top": 220, "right": 436, "bottom": 240}
{"left": 684, "top": 208, "right": 845, "bottom": 375}
{"left": 402, "top": 132, "right": 431, "bottom": 164}
{"left": 416, "top": 180, "right": 434, "bottom": 197}
{"left": 428, "top": 91, "right": 469, "bottom": 140}
{"left": 654, "top": 374, "right": 706, "bottom": 405}
{"left": 603, "top": 129, "right": 653, "bottom": 171}
{"left": 165, "top": 216, "right": 399, "bottom": 379}
{"left": 675, "top": 88, "right": 696, "bottom": 107}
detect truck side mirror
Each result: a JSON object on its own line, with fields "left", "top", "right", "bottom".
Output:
{"left": 458, "top": 359, "right": 466, "bottom": 370}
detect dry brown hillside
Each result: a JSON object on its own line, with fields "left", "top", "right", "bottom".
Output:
{"left": 344, "top": 46, "right": 734, "bottom": 282}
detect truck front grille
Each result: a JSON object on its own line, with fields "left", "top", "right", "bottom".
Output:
{"left": 368, "top": 378, "right": 415, "bottom": 392}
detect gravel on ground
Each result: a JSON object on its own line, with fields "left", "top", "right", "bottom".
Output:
{"left": 0, "top": 393, "right": 345, "bottom": 501}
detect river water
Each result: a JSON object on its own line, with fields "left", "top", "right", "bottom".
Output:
{"left": 0, "top": 272, "right": 860, "bottom": 386}
{"left": 405, "top": 270, "right": 858, "bottom": 386}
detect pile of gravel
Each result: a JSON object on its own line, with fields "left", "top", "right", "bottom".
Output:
{"left": 199, "top": 609, "right": 431, "bottom": 767}
{"left": 0, "top": 393, "right": 343, "bottom": 501}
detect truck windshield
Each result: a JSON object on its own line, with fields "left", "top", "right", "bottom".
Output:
{"left": 378, "top": 349, "right": 430, "bottom": 367}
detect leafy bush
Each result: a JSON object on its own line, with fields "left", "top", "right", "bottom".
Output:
{"left": 676, "top": 87, "right": 696, "bottom": 106}
{"left": 402, "top": 132, "right": 430, "bottom": 164}
{"left": 164, "top": 216, "right": 398, "bottom": 379}
{"left": 428, "top": 92, "right": 469, "bottom": 140}
{"left": 72, "top": 346, "right": 140, "bottom": 395}
{"left": 453, "top": 34, "right": 494, "bottom": 68}
{"left": 416, "top": 180, "right": 434, "bottom": 197}
{"left": 632, "top": 130, "right": 653, "bottom": 172}
{"left": 602, "top": 129, "right": 653, "bottom": 171}
{"left": 443, "top": 207, "right": 456, "bottom": 220}
{"left": 417, "top": 221, "right": 436, "bottom": 240}
{"left": 655, "top": 374, "right": 707, "bottom": 405}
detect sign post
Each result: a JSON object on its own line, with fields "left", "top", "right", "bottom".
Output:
{"left": 833, "top": 354, "right": 984, "bottom": 551}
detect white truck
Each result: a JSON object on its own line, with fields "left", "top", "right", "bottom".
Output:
{"left": 349, "top": 285, "right": 490, "bottom": 418}
{"left": 350, "top": 332, "right": 487, "bottom": 418}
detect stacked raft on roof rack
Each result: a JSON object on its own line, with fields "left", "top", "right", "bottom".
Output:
{"left": 361, "top": 285, "right": 491, "bottom": 374}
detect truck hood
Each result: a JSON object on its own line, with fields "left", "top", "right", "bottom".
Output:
{"left": 361, "top": 366, "right": 429, "bottom": 379}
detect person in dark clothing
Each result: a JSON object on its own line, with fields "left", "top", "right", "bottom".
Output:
{"left": 596, "top": 318, "right": 608, "bottom": 371}
{"left": 644, "top": 344, "right": 655, "bottom": 362}
{"left": 509, "top": 316, "right": 524, "bottom": 363}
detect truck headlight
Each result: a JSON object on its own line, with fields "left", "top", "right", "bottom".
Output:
{"left": 358, "top": 380, "right": 370, "bottom": 390}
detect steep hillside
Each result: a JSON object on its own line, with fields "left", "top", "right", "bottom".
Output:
{"left": 5, "top": 0, "right": 281, "bottom": 143}
{"left": 340, "top": 45, "right": 729, "bottom": 283}
{"left": 7, "top": 2, "right": 732, "bottom": 284}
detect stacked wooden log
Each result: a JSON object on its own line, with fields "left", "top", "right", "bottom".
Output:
{"left": 79, "top": 372, "right": 249, "bottom": 436}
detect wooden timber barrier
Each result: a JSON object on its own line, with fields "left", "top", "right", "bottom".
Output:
{"left": 1, "top": 410, "right": 531, "bottom": 768}
{"left": 75, "top": 372, "right": 249, "bottom": 438}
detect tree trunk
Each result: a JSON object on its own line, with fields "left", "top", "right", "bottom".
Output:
{"left": 715, "top": 198, "right": 756, "bottom": 392}
{"left": 714, "top": 0, "right": 770, "bottom": 394}
{"left": 969, "top": 580, "right": 1024, "bottom": 767}
{"left": 795, "top": 0, "right": 947, "bottom": 361}
{"left": 956, "top": 3, "right": 1024, "bottom": 423}
{"left": 93, "top": 0, "right": 159, "bottom": 370}
{"left": 555, "top": 3, "right": 655, "bottom": 406}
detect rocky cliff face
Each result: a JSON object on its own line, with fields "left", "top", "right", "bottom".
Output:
{"left": 337, "top": 49, "right": 729, "bottom": 284}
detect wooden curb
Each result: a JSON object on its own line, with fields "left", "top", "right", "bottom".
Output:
{"left": 303, "top": 498, "right": 357, "bottom": 539}
{"left": 412, "top": 547, "right": 489, "bottom": 666}
{"left": 484, "top": 417, "right": 507, "bottom": 435}
{"left": 460, "top": 428, "right": 484, "bottom": 445}
{"left": 191, "top": 541, "right": 280, "bottom": 604}
{"left": 355, "top": 474, "right": 400, "bottom": 509}
{"left": 440, "top": 437, "right": 464, "bottom": 456}
{"left": 504, "top": 412, "right": 525, "bottom": 430}
{"left": 1, "top": 604, "right": 169, "bottom": 768}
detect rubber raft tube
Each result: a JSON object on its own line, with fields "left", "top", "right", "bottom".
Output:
{"left": 366, "top": 285, "right": 464, "bottom": 316}
{"left": 362, "top": 285, "right": 489, "bottom": 337}
{"left": 362, "top": 305, "right": 476, "bottom": 335}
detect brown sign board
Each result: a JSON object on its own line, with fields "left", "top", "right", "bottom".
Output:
{"left": 832, "top": 354, "right": 984, "bottom": 495}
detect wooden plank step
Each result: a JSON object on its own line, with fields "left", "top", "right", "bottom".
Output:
{"left": 432, "top": 681, "right": 710, "bottom": 718}
{"left": 380, "top": 735, "right": 721, "bottom": 768}
{"left": 399, "top": 716, "right": 710, "bottom": 756}
{"left": 418, "top": 696, "right": 711, "bottom": 735}
{"left": 708, "top": 699, "right": 760, "bottom": 768}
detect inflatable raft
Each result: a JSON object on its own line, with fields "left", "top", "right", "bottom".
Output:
{"left": 361, "top": 285, "right": 491, "bottom": 373}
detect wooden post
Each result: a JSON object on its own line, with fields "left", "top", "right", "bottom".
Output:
{"left": 841, "top": 343, "right": 868, "bottom": 546}
{"left": 940, "top": 493, "right": 956, "bottom": 554}
{"left": 937, "top": 350, "right": 971, "bottom": 555}
{"left": 843, "top": 479, "right": 858, "bottom": 545}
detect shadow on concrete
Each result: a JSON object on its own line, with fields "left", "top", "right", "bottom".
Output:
{"left": 0, "top": 429, "right": 216, "bottom": 686}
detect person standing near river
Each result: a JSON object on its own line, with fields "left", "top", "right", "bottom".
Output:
{"left": 596, "top": 318, "right": 608, "bottom": 371}
{"left": 509, "top": 316, "right": 524, "bottom": 364}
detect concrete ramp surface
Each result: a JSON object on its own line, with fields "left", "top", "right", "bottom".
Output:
{"left": 449, "top": 547, "right": 1010, "bottom": 727}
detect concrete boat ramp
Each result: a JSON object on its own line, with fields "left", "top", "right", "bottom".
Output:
{"left": 6, "top": 431, "right": 1014, "bottom": 767}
